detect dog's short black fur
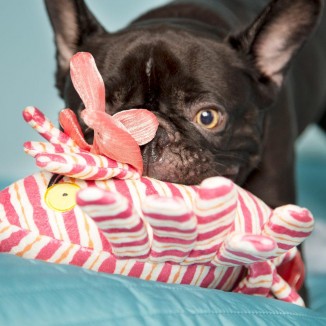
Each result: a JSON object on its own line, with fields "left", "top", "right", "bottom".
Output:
{"left": 45, "top": 0, "right": 326, "bottom": 301}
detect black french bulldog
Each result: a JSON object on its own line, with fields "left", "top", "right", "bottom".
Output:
{"left": 45, "top": 0, "right": 326, "bottom": 301}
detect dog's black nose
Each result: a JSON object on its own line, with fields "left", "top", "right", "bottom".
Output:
{"left": 155, "top": 126, "right": 171, "bottom": 148}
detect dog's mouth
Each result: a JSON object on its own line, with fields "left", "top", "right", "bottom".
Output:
{"left": 141, "top": 135, "right": 242, "bottom": 185}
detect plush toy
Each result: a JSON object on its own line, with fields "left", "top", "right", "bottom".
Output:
{"left": 0, "top": 53, "right": 314, "bottom": 307}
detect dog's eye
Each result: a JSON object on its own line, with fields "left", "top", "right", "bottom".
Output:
{"left": 195, "top": 109, "right": 222, "bottom": 129}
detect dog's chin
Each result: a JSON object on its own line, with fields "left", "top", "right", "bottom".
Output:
{"left": 142, "top": 146, "right": 241, "bottom": 186}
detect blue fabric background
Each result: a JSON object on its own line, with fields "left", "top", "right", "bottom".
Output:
{"left": 0, "top": 254, "right": 325, "bottom": 326}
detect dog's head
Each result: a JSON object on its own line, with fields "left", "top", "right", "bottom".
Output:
{"left": 45, "top": 0, "right": 322, "bottom": 185}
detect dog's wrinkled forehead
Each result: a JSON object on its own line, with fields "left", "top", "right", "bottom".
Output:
{"left": 87, "top": 29, "right": 251, "bottom": 115}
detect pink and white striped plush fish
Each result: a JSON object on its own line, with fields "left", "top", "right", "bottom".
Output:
{"left": 0, "top": 106, "right": 314, "bottom": 306}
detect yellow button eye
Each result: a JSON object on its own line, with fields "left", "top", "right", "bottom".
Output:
{"left": 45, "top": 183, "right": 80, "bottom": 212}
{"left": 195, "top": 109, "right": 221, "bottom": 129}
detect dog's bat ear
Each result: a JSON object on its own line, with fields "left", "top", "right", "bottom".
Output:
{"left": 44, "top": 0, "right": 106, "bottom": 97}
{"left": 228, "top": 0, "right": 323, "bottom": 87}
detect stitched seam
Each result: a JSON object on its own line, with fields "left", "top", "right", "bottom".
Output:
{"left": 0, "top": 287, "right": 325, "bottom": 321}
{"left": 15, "top": 310, "right": 326, "bottom": 326}
{"left": 1, "top": 278, "right": 326, "bottom": 317}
